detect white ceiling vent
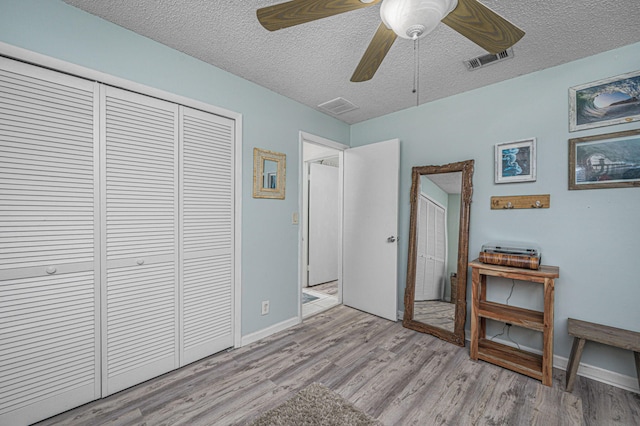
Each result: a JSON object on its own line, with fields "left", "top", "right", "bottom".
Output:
{"left": 464, "top": 48, "right": 514, "bottom": 71}
{"left": 318, "top": 97, "right": 359, "bottom": 115}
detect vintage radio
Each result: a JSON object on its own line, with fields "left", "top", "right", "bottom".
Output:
{"left": 479, "top": 241, "right": 541, "bottom": 270}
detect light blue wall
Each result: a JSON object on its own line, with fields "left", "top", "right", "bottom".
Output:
{"left": 0, "top": 0, "right": 350, "bottom": 336}
{"left": 351, "top": 41, "right": 640, "bottom": 377}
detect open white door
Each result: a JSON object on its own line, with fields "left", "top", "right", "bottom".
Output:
{"left": 343, "top": 139, "right": 399, "bottom": 321}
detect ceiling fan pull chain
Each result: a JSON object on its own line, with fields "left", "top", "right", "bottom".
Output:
{"left": 413, "top": 36, "right": 420, "bottom": 106}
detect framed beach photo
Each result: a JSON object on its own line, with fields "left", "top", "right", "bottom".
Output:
{"left": 569, "top": 70, "right": 640, "bottom": 132}
{"left": 569, "top": 129, "right": 640, "bottom": 190}
{"left": 495, "top": 138, "right": 537, "bottom": 184}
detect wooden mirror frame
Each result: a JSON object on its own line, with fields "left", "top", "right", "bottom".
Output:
{"left": 403, "top": 160, "right": 474, "bottom": 346}
{"left": 253, "top": 148, "right": 286, "bottom": 199}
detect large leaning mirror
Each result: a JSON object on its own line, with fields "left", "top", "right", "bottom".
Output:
{"left": 403, "top": 160, "right": 474, "bottom": 346}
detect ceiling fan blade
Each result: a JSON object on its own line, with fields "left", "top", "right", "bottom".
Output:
{"left": 442, "top": 0, "right": 525, "bottom": 54}
{"left": 257, "top": 0, "right": 381, "bottom": 31}
{"left": 351, "top": 22, "right": 397, "bottom": 82}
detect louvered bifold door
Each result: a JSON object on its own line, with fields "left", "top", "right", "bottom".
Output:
{"left": 0, "top": 58, "right": 100, "bottom": 425}
{"left": 415, "top": 196, "right": 428, "bottom": 301}
{"left": 180, "top": 107, "right": 234, "bottom": 365}
{"left": 101, "top": 86, "right": 179, "bottom": 396}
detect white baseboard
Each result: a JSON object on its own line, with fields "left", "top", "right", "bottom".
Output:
{"left": 240, "top": 316, "right": 300, "bottom": 347}
{"left": 552, "top": 353, "right": 639, "bottom": 394}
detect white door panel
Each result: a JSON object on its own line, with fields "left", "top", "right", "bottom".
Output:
{"left": 180, "top": 106, "right": 234, "bottom": 365}
{"left": 101, "top": 86, "right": 179, "bottom": 396}
{"left": 343, "top": 139, "right": 399, "bottom": 321}
{"left": 308, "top": 162, "right": 339, "bottom": 285}
{"left": 0, "top": 57, "right": 100, "bottom": 425}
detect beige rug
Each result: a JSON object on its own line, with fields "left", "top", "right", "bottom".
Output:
{"left": 250, "top": 383, "right": 381, "bottom": 426}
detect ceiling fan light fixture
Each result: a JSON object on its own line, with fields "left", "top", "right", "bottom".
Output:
{"left": 380, "top": 0, "right": 458, "bottom": 39}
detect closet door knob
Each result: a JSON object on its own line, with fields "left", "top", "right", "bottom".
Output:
{"left": 136, "top": 259, "right": 145, "bottom": 265}
{"left": 46, "top": 266, "right": 57, "bottom": 274}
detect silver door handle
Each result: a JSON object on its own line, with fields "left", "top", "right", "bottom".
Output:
{"left": 387, "top": 236, "right": 396, "bottom": 243}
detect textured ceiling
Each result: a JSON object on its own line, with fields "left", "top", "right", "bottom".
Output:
{"left": 424, "top": 172, "right": 461, "bottom": 194}
{"left": 63, "top": 0, "right": 640, "bottom": 124}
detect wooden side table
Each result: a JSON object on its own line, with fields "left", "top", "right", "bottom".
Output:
{"left": 469, "top": 259, "right": 560, "bottom": 386}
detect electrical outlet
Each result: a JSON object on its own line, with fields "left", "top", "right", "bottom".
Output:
{"left": 261, "top": 300, "right": 270, "bottom": 315}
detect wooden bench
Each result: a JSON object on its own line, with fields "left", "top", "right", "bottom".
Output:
{"left": 565, "top": 318, "right": 640, "bottom": 392}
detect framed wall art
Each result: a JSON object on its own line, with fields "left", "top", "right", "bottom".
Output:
{"left": 569, "top": 128, "right": 640, "bottom": 190}
{"left": 569, "top": 70, "right": 640, "bottom": 132}
{"left": 495, "top": 138, "right": 536, "bottom": 184}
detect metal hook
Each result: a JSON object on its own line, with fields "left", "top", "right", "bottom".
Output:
{"left": 503, "top": 201, "right": 514, "bottom": 209}
{"left": 532, "top": 200, "right": 543, "bottom": 208}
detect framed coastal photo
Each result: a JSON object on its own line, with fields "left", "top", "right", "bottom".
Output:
{"left": 495, "top": 138, "right": 537, "bottom": 183}
{"left": 569, "top": 129, "right": 640, "bottom": 190}
{"left": 569, "top": 70, "right": 640, "bottom": 132}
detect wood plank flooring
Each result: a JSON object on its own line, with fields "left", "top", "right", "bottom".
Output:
{"left": 38, "top": 305, "right": 640, "bottom": 425}
{"left": 307, "top": 280, "right": 338, "bottom": 296}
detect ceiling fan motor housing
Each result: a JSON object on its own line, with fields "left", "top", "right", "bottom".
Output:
{"left": 380, "top": 0, "right": 458, "bottom": 39}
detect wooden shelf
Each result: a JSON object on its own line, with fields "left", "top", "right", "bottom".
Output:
{"left": 478, "top": 301, "right": 544, "bottom": 332}
{"left": 469, "top": 259, "right": 559, "bottom": 386}
{"left": 478, "top": 339, "right": 543, "bottom": 381}
{"left": 469, "top": 259, "right": 559, "bottom": 282}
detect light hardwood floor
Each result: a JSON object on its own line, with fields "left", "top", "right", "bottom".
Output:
{"left": 307, "top": 280, "right": 338, "bottom": 296}
{"left": 38, "top": 305, "right": 639, "bottom": 425}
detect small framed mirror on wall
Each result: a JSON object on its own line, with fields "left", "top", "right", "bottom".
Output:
{"left": 253, "top": 148, "right": 286, "bottom": 199}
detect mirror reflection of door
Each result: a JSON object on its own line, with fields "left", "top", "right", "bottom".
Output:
{"left": 263, "top": 159, "right": 278, "bottom": 189}
{"left": 415, "top": 195, "right": 446, "bottom": 301}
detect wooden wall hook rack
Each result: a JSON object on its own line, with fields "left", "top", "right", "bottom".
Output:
{"left": 491, "top": 194, "right": 550, "bottom": 210}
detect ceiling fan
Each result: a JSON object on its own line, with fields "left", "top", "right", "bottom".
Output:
{"left": 257, "top": 0, "right": 525, "bottom": 82}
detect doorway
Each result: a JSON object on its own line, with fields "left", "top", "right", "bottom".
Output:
{"left": 298, "top": 133, "right": 400, "bottom": 323}
{"left": 300, "top": 135, "right": 344, "bottom": 318}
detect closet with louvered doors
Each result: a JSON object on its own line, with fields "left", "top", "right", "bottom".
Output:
{"left": 101, "top": 88, "right": 237, "bottom": 395}
{"left": 0, "top": 56, "right": 236, "bottom": 424}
